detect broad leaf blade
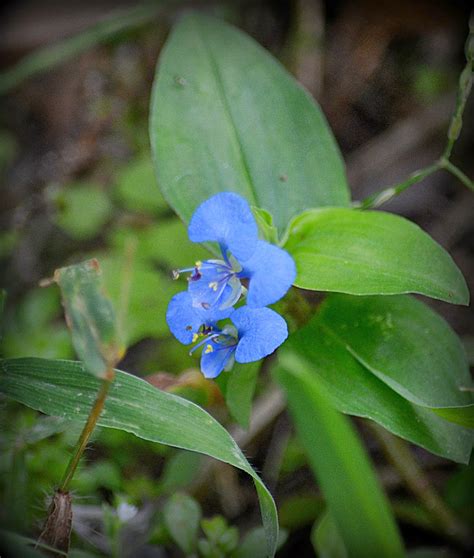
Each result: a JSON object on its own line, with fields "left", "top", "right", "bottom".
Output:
{"left": 279, "top": 332, "right": 472, "bottom": 464}
{"left": 54, "top": 259, "right": 123, "bottom": 378}
{"left": 275, "top": 365, "right": 405, "bottom": 558}
{"left": 317, "top": 295, "right": 473, "bottom": 409}
{"left": 284, "top": 208, "right": 469, "bottom": 305}
{"left": 0, "top": 358, "right": 278, "bottom": 557}
{"left": 150, "top": 14, "right": 349, "bottom": 235}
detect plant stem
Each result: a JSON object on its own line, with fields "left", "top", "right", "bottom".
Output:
{"left": 355, "top": 163, "right": 440, "bottom": 209}
{"left": 441, "top": 159, "right": 474, "bottom": 191}
{"left": 59, "top": 376, "right": 113, "bottom": 492}
{"left": 358, "top": 17, "right": 473, "bottom": 209}
{"left": 442, "top": 15, "right": 473, "bottom": 160}
{"left": 369, "top": 423, "right": 470, "bottom": 547}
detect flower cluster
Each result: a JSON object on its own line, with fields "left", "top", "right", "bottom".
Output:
{"left": 166, "top": 192, "right": 296, "bottom": 378}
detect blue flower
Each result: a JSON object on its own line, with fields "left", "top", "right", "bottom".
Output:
{"left": 174, "top": 192, "right": 296, "bottom": 310}
{"left": 166, "top": 293, "right": 288, "bottom": 378}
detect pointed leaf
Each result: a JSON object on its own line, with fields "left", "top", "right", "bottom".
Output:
{"left": 284, "top": 208, "right": 469, "bottom": 305}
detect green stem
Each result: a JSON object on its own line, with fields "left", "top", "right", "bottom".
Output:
{"left": 440, "top": 159, "right": 474, "bottom": 191}
{"left": 357, "top": 17, "right": 473, "bottom": 209}
{"left": 59, "top": 377, "right": 112, "bottom": 492}
{"left": 442, "top": 16, "right": 473, "bottom": 160}
{"left": 355, "top": 163, "right": 440, "bottom": 209}
{"left": 369, "top": 423, "right": 470, "bottom": 547}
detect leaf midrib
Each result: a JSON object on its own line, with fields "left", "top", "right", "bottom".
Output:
{"left": 194, "top": 20, "right": 259, "bottom": 208}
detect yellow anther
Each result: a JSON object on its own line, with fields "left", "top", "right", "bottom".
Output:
{"left": 195, "top": 260, "right": 202, "bottom": 269}
{"left": 192, "top": 333, "right": 199, "bottom": 343}
{"left": 209, "top": 281, "right": 218, "bottom": 291}
{"left": 204, "top": 344, "right": 214, "bottom": 354}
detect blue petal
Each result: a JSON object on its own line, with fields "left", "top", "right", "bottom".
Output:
{"left": 166, "top": 291, "right": 233, "bottom": 344}
{"left": 232, "top": 307, "right": 288, "bottom": 363}
{"left": 188, "top": 193, "right": 258, "bottom": 262}
{"left": 166, "top": 292, "right": 203, "bottom": 344}
{"left": 242, "top": 241, "right": 296, "bottom": 307}
{"left": 200, "top": 344, "right": 236, "bottom": 378}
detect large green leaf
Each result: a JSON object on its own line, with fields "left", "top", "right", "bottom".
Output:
{"left": 275, "top": 365, "right": 405, "bottom": 558}
{"left": 317, "top": 295, "right": 473, "bottom": 410}
{"left": 279, "top": 331, "right": 472, "bottom": 464}
{"left": 150, "top": 14, "right": 349, "bottom": 235}
{"left": 0, "top": 358, "right": 278, "bottom": 557}
{"left": 284, "top": 208, "right": 469, "bottom": 305}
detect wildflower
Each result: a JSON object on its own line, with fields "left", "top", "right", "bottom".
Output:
{"left": 174, "top": 192, "right": 296, "bottom": 310}
{"left": 166, "top": 293, "right": 288, "bottom": 378}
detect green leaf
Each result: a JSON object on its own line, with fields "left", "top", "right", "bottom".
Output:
{"left": 279, "top": 331, "right": 472, "bottom": 464}
{"left": 0, "top": 358, "right": 279, "bottom": 557}
{"left": 275, "top": 365, "right": 405, "bottom": 558}
{"left": 53, "top": 259, "right": 123, "bottom": 378}
{"left": 317, "top": 295, "right": 473, "bottom": 409}
{"left": 222, "top": 361, "right": 260, "bottom": 428}
{"left": 114, "top": 156, "right": 167, "bottom": 215}
{"left": 53, "top": 182, "right": 113, "bottom": 240}
{"left": 164, "top": 493, "right": 201, "bottom": 554}
{"left": 311, "top": 512, "right": 347, "bottom": 558}
{"left": 150, "top": 14, "right": 349, "bottom": 236}
{"left": 284, "top": 208, "right": 469, "bottom": 305}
